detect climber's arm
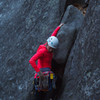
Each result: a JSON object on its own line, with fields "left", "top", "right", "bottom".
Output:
{"left": 51, "top": 23, "right": 64, "bottom": 36}
{"left": 29, "top": 49, "right": 44, "bottom": 72}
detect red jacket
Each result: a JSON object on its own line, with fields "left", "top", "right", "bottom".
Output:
{"left": 29, "top": 26, "right": 60, "bottom": 72}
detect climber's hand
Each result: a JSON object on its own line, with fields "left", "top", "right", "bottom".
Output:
{"left": 59, "top": 23, "right": 64, "bottom": 27}
{"left": 39, "top": 71, "right": 44, "bottom": 79}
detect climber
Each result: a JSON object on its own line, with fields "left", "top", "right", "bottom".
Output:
{"left": 29, "top": 23, "right": 63, "bottom": 76}
{"left": 29, "top": 23, "right": 63, "bottom": 95}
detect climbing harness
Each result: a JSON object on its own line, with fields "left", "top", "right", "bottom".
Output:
{"left": 33, "top": 68, "right": 56, "bottom": 92}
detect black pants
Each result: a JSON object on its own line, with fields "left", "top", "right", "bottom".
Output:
{"left": 29, "top": 74, "right": 57, "bottom": 100}
{"left": 30, "top": 90, "right": 55, "bottom": 100}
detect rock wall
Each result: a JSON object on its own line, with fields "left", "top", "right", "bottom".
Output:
{"left": 0, "top": 0, "right": 67, "bottom": 100}
{"left": 52, "top": 5, "right": 84, "bottom": 100}
{"left": 59, "top": 0, "right": 100, "bottom": 100}
{"left": 54, "top": 5, "right": 84, "bottom": 64}
{"left": 0, "top": 0, "right": 99, "bottom": 100}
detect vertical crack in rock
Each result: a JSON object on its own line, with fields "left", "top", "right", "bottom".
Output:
{"left": 52, "top": 5, "right": 84, "bottom": 100}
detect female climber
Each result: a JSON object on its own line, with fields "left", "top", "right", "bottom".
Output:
{"left": 29, "top": 23, "right": 64, "bottom": 79}
{"left": 29, "top": 23, "right": 64, "bottom": 100}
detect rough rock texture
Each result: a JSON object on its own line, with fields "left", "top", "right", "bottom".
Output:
{"left": 0, "top": 0, "right": 67, "bottom": 100}
{"left": 54, "top": 5, "right": 84, "bottom": 64}
{"left": 59, "top": 0, "right": 100, "bottom": 100}
{"left": 0, "top": 0, "right": 100, "bottom": 100}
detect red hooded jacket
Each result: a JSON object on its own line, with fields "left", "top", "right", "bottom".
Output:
{"left": 29, "top": 26, "right": 60, "bottom": 72}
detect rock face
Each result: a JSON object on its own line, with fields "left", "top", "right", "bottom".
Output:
{"left": 0, "top": 0, "right": 67, "bottom": 100}
{"left": 0, "top": 0, "right": 100, "bottom": 100}
{"left": 59, "top": 0, "right": 100, "bottom": 100}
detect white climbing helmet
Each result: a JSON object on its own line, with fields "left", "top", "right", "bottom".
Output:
{"left": 47, "top": 36, "right": 59, "bottom": 49}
